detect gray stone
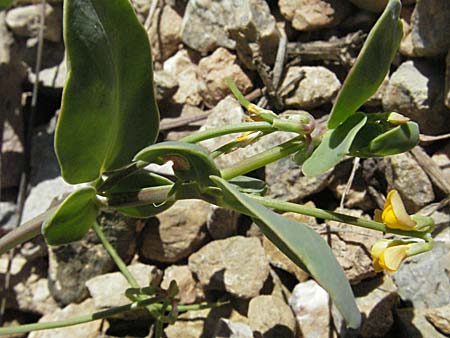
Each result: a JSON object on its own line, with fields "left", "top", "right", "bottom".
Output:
{"left": 28, "top": 299, "right": 103, "bottom": 338}
{"left": 188, "top": 236, "right": 270, "bottom": 299}
{"left": 426, "top": 304, "right": 450, "bottom": 336}
{"left": 164, "top": 303, "right": 249, "bottom": 338}
{"left": 139, "top": 199, "right": 209, "bottom": 263}
{"left": 431, "top": 141, "right": 450, "bottom": 178}
{"left": 207, "top": 205, "right": 239, "bottom": 240}
{"left": 29, "top": 59, "right": 66, "bottom": 89}
{"left": 148, "top": 5, "right": 182, "bottom": 62}
{"left": 86, "top": 263, "right": 162, "bottom": 308}
{"left": 154, "top": 69, "right": 178, "bottom": 102}
{"left": 289, "top": 280, "right": 333, "bottom": 338}
{"left": 198, "top": 47, "right": 253, "bottom": 106}
{"left": 48, "top": 211, "right": 138, "bottom": 305}
{"left": 213, "top": 319, "right": 254, "bottom": 338}
{"left": 279, "top": 0, "right": 352, "bottom": 31}
{"left": 5, "top": 4, "right": 62, "bottom": 42}
{"left": 280, "top": 66, "right": 341, "bottom": 109}
{"left": 396, "top": 308, "right": 447, "bottom": 338}
{"left": 400, "top": 0, "right": 450, "bottom": 57}
{"left": 382, "top": 60, "right": 450, "bottom": 135}
{"left": 248, "top": 295, "right": 297, "bottom": 338}
{"left": 161, "top": 265, "right": 203, "bottom": 304}
{"left": 391, "top": 241, "right": 450, "bottom": 309}
{"left": 389, "top": 152, "right": 435, "bottom": 213}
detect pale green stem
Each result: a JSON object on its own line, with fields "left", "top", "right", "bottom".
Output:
{"left": 91, "top": 222, "right": 139, "bottom": 288}
{"left": 249, "top": 195, "right": 430, "bottom": 240}
{"left": 221, "top": 136, "right": 303, "bottom": 180}
{"left": 179, "top": 122, "right": 274, "bottom": 144}
{"left": 0, "top": 300, "right": 226, "bottom": 336}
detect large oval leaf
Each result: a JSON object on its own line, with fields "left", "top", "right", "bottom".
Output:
{"left": 211, "top": 176, "right": 361, "bottom": 329}
{"left": 327, "top": 0, "right": 402, "bottom": 128}
{"left": 42, "top": 187, "right": 99, "bottom": 245}
{"left": 55, "top": 0, "right": 159, "bottom": 184}
{"left": 302, "top": 113, "right": 367, "bottom": 176}
{"left": 134, "top": 141, "right": 221, "bottom": 188}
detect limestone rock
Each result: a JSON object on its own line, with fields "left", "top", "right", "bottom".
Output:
{"left": 289, "top": 280, "right": 333, "bottom": 338}
{"left": 29, "top": 59, "right": 66, "bottom": 89}
{"left": 164, "top": 303, "right": 248, "bottom": 338}
{"left": 279, "top": 0, "right": 352, "bottom": 31}
{"left": 391, "top": 241, "right": 450, "bottom": 309}
{"left": 396, "top": 308, "right": 447, "bottom": 338}
{"left": 198, "top": 47, "right": 252, "bottom": 106}
{"left": 154, "top": 69, "right": 178, "bottom": 102}
{"left": 188, "top": 236, "right": 270, "bottom": 299}
{"left": 382, "top": 60, "right": 450, "bottom": 135}
{"left": 139, "top": 199, "right": 210, "bottom": 263}
{"left": 389, "top": 152, "right": 434, "bottom": 213}
{"left": 207, "top": 205, "right": 239, "bottom": 240}
{"left": 161, "top": 265, "right": 203, "bottom": 304}
{"left": 48, "top": 211, "right": 138, "bottom": 305}
{"left": 148, "top": 5, "right": 182, "bottom": 62}
{"left": 426, "top": 304, "right": 450, "bottom": 336}
{"left": 28, "top": 299, "right": 103, "bottom": 338}
{"left": 213, "top": 319, "right": 254, "bottom": 338}
{"left": 248, "top": 295, "right": 297, "bottom": 338}
{"left": 280, "top": 66, "right": 341, "bottom": 109}
{"left": 86, "top": 263, "right": 162, "bottom": 308}
{"left": 5, "top": 3, "right": 62, "bottom": 42}
{"left": 400, "top": 0, "right": 450, "bottom": 57}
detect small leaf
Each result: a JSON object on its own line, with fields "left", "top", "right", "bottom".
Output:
{"left": 211, "top": 176, "right": 361, "bottom": 329}
{"left": 303, "top": 113, "right": 367, "bottom": 176}
{"left": 228, "top": 176, "right": 267, "bottom": 195}
{"left": 134, "top": 141, "right": 221, "bottom": 188}
{"left": 56, "top": 0, "right": 159, "bottom": 184}
{"left": 328, "top": 0, "right": 403, "bottom": 128}
{"left": 105, "top": 170, "right": 174, "bottom": 218}
{"left": 0, "top": 0, "right": 13, "bottom": 10}
{"left": 42, "top": 187, "right": 99, "bottom": 245}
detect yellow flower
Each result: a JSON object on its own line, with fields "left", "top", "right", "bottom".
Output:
{"left": 374, "top": 190, "right": 416, "bottom": 230}
{"left": 371, "top": 239, "right": 409, "bottom": 273}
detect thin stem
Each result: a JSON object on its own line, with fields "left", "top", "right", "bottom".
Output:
{"left": 249, "top": 195, "right": 430, "bottom": 240}
{"left": 221, "top": 136, "right": 303, "bottom": 180}
{"left": 92, "top": 222, "right": 139, "bottom": 288}
{"left": 179, "top": 122, "right": 274, "bottom": 144}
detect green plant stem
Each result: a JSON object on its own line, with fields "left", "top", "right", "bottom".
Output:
{"left": 221, "top": 136, "right": 304, "bottom": 180}
{"left": 91, "top": 222, "right": 139, "bottom": 288}
{"left": 179, "top": 122, "right": 274, "bottom": 144}
{"left": 0, "top": 299, "right": 226, "bottom": 336}
{"left": 248, "top": 194, "right": 430, "bottom": 240}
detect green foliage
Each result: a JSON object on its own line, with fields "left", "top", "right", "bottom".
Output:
{"left": 134, "top": 141, "right": 221, "bottom": 188}
{"left": 42, "top": 187, "right": 99, "bottom": 245}
{"left": 302, "top": 113, "right": 367, "bottom": 176}
{"left": 55, "top": 0, "right": 159, "bottom": 184}
{"left": 228, "top": 176, "right": 267, "bottom": 195}
{"left": 211, "top": 176, "right": 361, "bottom": 329}
{"left": 327, "top": 0, "right": 403, "bottom": 128}
{"left": 0, "top": 0, "right": 13, "bottom": 10}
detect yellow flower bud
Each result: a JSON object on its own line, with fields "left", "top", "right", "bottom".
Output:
{"left": 376, "top": 190, "right": 416, "bottom": 230}
{"left": 371, "top": 239, "right": 408, "bottom": 273}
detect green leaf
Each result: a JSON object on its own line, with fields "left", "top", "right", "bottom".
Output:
{"left": 55, "top": 0, "right": 159, "bottom": 184}
{"left": 42, "top": 187, "right": 99, "bottom": 245}
{"left": 105, "top": 170, "right": 174, "bottom": 218}
{"left": 328, "top": 0, "right": 403, "bottom": 129}
{"left": 351, "top": 122, "right": 419, "bottom": 157}
{"left": 0, "top": 0, "right": 13, "bottom": 10}
{"left": 211, "top": 176, "right": 361, "bottom": 329}
{"left": 134, "top": 141, "right": 221, "bottom": 188}
{"left": 302, "top": 113, "right": 367, "bottom": 176}
{"left": 228, "top": 175, "right": 267, "bottom": 195}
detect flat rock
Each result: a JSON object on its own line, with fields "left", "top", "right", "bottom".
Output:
{"left": 391, "top": 241, "right": 450, "bottom": 309}
{"left": 207, "top": 205, "right": 239, "bottom": 240}
{"left": 213, "top": 319, "right": 254, "bottom": 338}
{"left": 396, "top": 308, "right": 447, "bottom": 338}
{"left": 426, "top": 304, "right": 450, "bottom": 336}
{"left": 28, "top": 299, "right": 103, "bottom": 338}
{"left": 48, "top": 211, "right": 138, "bottom": 305}
{"left": 188, "top": 236, "right": 270, "bottom": 299}
{"left": 280, "top": 66, "right": 341, "bottom": 109}
{"left": 154, "top": 69, "right": 178, "bottom": 102}
{"left": 139, "top": 199, "right": 210, "bottom": 263}
{"left": 86, "top": 263, "right": 162, "bottom": 308}
{"left": 279, "top": 0, "right": 352, "bottom": 31}
{"left": 400, "top": 0, "right": 450, "bottom": 57}
{"left": 160, "top": 265, "right": 203, "bottom": 304}
{"left": 248, "top": 295, "right": 297, "bottom": 338}
{"left": 382, "top": 60, "right": 450, "bottom": 135}
{"left": 198, "top": 47, "right": 252, "bottom": 106}
{"left": 388, "top": 152, "right": 435, "bottom": 213}
{"left": 148, "top": 5, "right": 182, "bottom": 62}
